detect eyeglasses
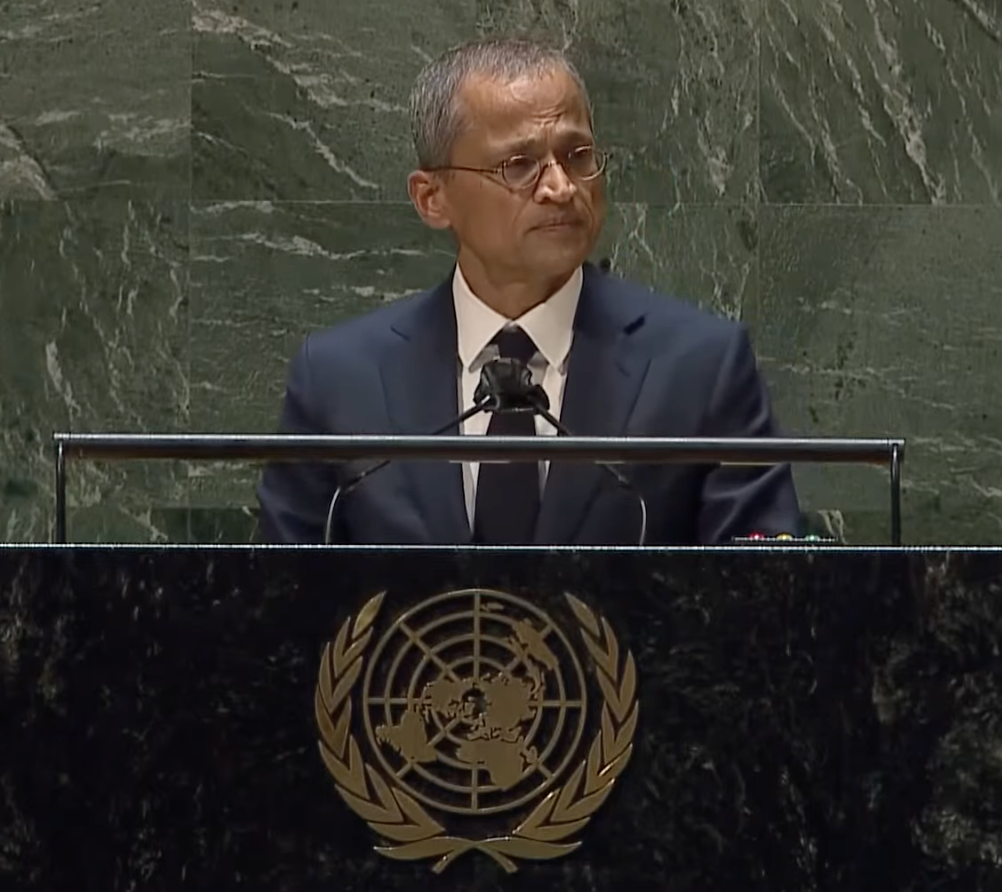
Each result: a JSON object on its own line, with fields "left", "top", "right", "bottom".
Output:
{"left": 427, "top": 146, "right": 608, "bottom": 191}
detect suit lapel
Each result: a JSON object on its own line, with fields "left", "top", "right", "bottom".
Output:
{"left": 535, "top": 266, "right": 651, "bottom": 544}
{"left": 380, "top": 278, "right": 471, "bottom": 543}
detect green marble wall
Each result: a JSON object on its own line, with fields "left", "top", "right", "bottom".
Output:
{"left": 1, "top": 0, "right": 1000, "bottom": 544}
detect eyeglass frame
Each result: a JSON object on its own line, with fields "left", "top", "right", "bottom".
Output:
{"left": 423, "top": 145, "right": 609, "bottom": 192}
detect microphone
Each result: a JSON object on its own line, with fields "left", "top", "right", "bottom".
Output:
{"left": 322, "top": 359, "right": 541, "bottom": 544}
{"left": 478, "top": 356, "right": 648, "bottom": 546}
{"left": 507, "top": 364, "right": 648, "bottom": 547}
{"left": 323, "top": 396, "right": 490, "bottom": 544}
{"left": 323, "top": 356, "right": 649, "bottom": 546}
{"left": 473, "top": 357, "right": 545, "bottom": 412}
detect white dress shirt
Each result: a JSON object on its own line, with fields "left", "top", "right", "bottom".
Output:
{"left": 453, "top": 264, "right": 583, "bottom": 527}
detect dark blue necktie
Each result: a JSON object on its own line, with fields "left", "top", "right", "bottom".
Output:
{"left": 473, "top": 327, "right": 540, "bottom": 544}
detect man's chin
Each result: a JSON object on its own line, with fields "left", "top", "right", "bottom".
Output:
{"left": 525, "top": 229, "right": 594, "bottom": 261}
{"left": 530, "top": 244, "right": 591, "bottom": 276}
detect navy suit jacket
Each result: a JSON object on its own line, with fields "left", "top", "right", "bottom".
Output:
{"left": 257, "top": 263, "right": 800, "bottom": 545}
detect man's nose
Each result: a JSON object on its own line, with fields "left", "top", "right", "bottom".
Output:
{"left": 535, "top": 159, "right": 577, "bottom": 201}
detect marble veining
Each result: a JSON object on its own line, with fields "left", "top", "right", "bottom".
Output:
{"left": 0, "top": 0, "right": 190, "bottom": 199}
{"left": 2, "top": 0, "right": 1002, "bottom": 545}
{"left": 761, "top": 0, "right": 1002, "bottom": 203}
{"left": 0, "top": 200, "right": 189, "bottom": 543}
{"left": 752, "top": 205, "right": 1002, "bottom": 544}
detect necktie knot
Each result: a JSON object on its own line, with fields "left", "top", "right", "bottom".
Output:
{"left": 493, "top": 327, "right": 537, "bottom": 364}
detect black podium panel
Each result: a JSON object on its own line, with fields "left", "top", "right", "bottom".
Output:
{"left": 1, "top": 546, "right": 1000, "bottom": 892}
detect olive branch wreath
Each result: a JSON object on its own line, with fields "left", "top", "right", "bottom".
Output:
{"left": 314, "top": 591, "right": 638, "bottom": 874}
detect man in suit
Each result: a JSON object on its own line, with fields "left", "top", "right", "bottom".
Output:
{"left": 257, "top": 38, "right": 800, "bottom": 545}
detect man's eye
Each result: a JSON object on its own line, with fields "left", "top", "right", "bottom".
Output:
{"left": 503, "top": 156, "right": 538, "bottom": 179}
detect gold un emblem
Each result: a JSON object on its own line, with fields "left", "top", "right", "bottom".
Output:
{"left": 314, "top": 588, "right": 639, "bottom": 874}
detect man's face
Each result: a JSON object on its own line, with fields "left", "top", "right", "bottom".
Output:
{"left": 428, "top": 67, "right": 605, "bottom": 286}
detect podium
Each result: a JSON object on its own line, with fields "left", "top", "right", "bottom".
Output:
{"left": 2, "top": 545, "right": 1001, "bottom": 891}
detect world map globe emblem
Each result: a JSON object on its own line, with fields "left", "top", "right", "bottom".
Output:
{"left": 362, "top": 588, "right": 588, "bottom": 816}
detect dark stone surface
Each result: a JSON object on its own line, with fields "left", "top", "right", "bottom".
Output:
{"left": 1, "top": 546, "right": 1001, "bottom": 891}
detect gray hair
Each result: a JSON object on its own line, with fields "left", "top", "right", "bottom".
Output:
{"left": 408, "top": 38, "right": 592, "bottom": 169}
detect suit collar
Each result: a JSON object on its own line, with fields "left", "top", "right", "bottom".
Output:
{"left": 387, "top": 275, "right": 457, "bottom": 351}
{"left": 572, "top": 262, "right": 647, "bottom": 348}
{"left": 382, "top": 277, "right": 470, "bottom": 542}
{"left": 534, "top": 263, "right": 651, "bottom": 543}
{"left": 385, "top": 262, "right": 644, "bottom": 361}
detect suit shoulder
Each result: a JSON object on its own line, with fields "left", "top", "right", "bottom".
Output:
{"left": 606, "top": 274, "right": 742, "bottom": 342}
{"left": 302, "top": 286, "right": 437, "bottom": 357}
{"left": 292, "top": 282, "right": 444, "bottom": 370}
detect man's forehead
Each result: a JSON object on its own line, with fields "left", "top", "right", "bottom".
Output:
{"left": 459, "top": 69, "right": 590, "bottom": 127}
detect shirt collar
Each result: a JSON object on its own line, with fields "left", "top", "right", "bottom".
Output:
{"left": 453, "top": 264, "right": 582, "bottom": 372}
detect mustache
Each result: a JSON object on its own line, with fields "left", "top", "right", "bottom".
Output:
{"left": 533, "top": 216, "right": 582, "bottom": 227}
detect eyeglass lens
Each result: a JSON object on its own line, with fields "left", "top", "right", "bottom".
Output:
{"left": 502, "top": 147, "right": 603, "bottom": 188}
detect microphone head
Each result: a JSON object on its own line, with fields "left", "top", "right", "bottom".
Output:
{"left": 474, "top": 358, "right": 547, "bottom": 412}
{"left": 527, "top": 383, "right": 550, "bottom": 411}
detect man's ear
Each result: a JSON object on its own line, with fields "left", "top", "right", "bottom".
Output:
{"left": 408, "top": 170, "right": 452, "bottom": 230}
